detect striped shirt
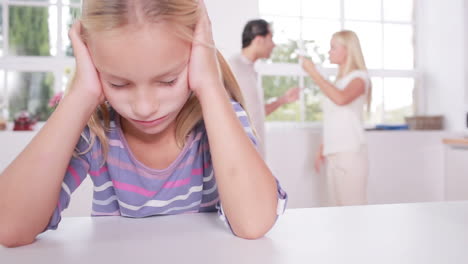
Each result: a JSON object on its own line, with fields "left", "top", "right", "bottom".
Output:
{"left": 47, "top": 101, "right": 287, "bottom": 231}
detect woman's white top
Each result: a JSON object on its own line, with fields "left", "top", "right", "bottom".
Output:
{"left": 322, "top": 70, "right": 370, "bottom": 156}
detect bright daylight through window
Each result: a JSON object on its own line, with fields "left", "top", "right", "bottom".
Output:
{"left": 258, "top": 0, "right": 416, "bottom": 125}
{"left": 0, "top": 0, "right": 80, "bottom": 122}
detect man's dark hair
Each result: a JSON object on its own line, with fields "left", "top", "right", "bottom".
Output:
{"left": 242, "top": 19, "right": 271, "bottom": 48}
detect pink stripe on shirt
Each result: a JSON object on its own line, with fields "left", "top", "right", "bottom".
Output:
{"left": 67, "top": 166, "right": 82, "bottom": 187}
{"left": 192, "top": 168, "right": 203, "bottom": 176}
{"left": 89, "top": 166, "right": 108, "bottom": 177}
{"left": 106, "top": 156, "right": 172, "bottom": 180}
{"left": 112, "top": 180, "right": 157, "bottom": 197}
{"left": 162, "top": 177, "right": 191, "bottom": 188}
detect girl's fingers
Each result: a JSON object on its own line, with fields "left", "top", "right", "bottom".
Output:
{"left": 68, "top": 21, "right": 89, "bottom": 65}
{"left": 194, "top": 0, "right": 214, "bottom": 45}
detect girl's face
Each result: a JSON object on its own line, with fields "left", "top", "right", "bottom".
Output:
{"left": 88, "top": 22, "right": 192, "bottom": 136}
{"left": 328, "top": 37, "right": 347, "bottom": 65}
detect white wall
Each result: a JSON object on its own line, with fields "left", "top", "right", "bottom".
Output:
{"left": 416, "top": 0, "right": 467, "bottom": 132}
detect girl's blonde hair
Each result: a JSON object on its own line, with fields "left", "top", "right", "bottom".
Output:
{"left": 332, "top": 30, "right": 372, "bottom": 110}
{"left": 74, "top": 0, "right": 245, "bottom": 163}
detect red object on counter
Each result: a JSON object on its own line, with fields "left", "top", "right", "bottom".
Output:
{"left": 13, "top": 111, "right": 37, "bottom": 131}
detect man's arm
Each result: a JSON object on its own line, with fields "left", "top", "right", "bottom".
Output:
{"left": 265, "top": 87, "right": 300, "bottom": 115}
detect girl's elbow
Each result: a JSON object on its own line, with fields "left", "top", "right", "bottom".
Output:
{"left": 235, "top": 227, "right": 268, "bottom": 240}
{"left": 0, "top": 227, "right": 36, "bottom": 248}
{"left": 0, "top": 218, "right": 38, "bottom": 248}
{"left": 0, "top": 237, "right": 35, "bottom": 248}
{"left": 234, "top": 217, "right": 276, "bottom": 240}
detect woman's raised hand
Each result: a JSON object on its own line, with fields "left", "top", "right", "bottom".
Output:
{"left": 300, "top": 56, "right": 318, "bottom": 75}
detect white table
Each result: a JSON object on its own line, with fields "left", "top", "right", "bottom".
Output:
{"left": 2, "top": 201, "right": 468, "bottom": 264}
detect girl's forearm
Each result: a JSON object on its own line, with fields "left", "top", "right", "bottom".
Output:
{"left": 197, "top": 84, "right": 278, "bottom": 239}
{"left": 0, "top": 89, "right": 99, "bottom": 247}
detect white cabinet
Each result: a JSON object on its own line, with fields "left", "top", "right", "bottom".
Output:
{"left": 366, "top": 131, "right": 447, "bottom": 204}
{"left": 445, "top": 145, "right": 468, "bottom": 201}
{"left": 267, "top": 129, "right": 454, "bottom": 207}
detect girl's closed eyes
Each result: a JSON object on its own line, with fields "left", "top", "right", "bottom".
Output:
{"left": 108, "top": 77, "right": 179, "bottom": 88}
{"left": 109, "top": 82, "right": 129, "bottom": 88}
{"left": 160, "top": 78, "right": 178, "bottom": 86}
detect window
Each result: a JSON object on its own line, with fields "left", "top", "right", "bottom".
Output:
{"left": 259, "top": 0, "right": 417, "bottom": 124}
{"left": 0, "top": 0, "right": 80, "bottom": 121}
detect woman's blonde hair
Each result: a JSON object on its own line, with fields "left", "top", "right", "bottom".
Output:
{"left": 332, "top": 30, "right": 372, "bottom": 110}
{"left": 74, "top": 0, "right": 245, "bottom": 164}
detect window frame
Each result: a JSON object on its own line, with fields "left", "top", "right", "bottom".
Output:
{"left": 0, "top": 0, "right": 79, "bottom": 118}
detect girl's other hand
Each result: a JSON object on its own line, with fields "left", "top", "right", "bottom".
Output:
{"left": 68, "top": 21, "right": 105, "bottom": 104}
{"left": 188, "top": 0, "right": 223, "bottom": 97}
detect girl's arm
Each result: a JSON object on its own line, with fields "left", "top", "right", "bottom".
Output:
{"left": 0, "top": 22, "right": 102, "bottom": 247}
{"left": 0, "top": 93, "right": 99, "bottom": 247}
{"left": 189, "top": 1, "right": 278, "bottom": 240}
{"left": 200, "top": 84, "right": 279, "bottom": 240}
{"left": 301, "top": 57, "right": 365, "bottom": 106}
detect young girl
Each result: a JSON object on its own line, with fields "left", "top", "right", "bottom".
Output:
{"left": 301, "top": 30, "right": 371, "bottom": 206}
{"left": 0, "top": 0, "right": 286, "bottom": 247}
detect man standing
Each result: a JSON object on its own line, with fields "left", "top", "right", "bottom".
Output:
{"left": 229, "top": 19, "right": 300, "bottom": 158}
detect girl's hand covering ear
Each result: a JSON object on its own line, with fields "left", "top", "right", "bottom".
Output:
{"left": 69, "top": 21, "right": 105, "bottom": 104}
{"left": 188, "top": 0, "right": 223, "bottom": 97}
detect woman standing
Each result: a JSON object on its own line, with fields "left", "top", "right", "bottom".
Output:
{"left": 301, "top": 30, "right": 371, "bottom": 206}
